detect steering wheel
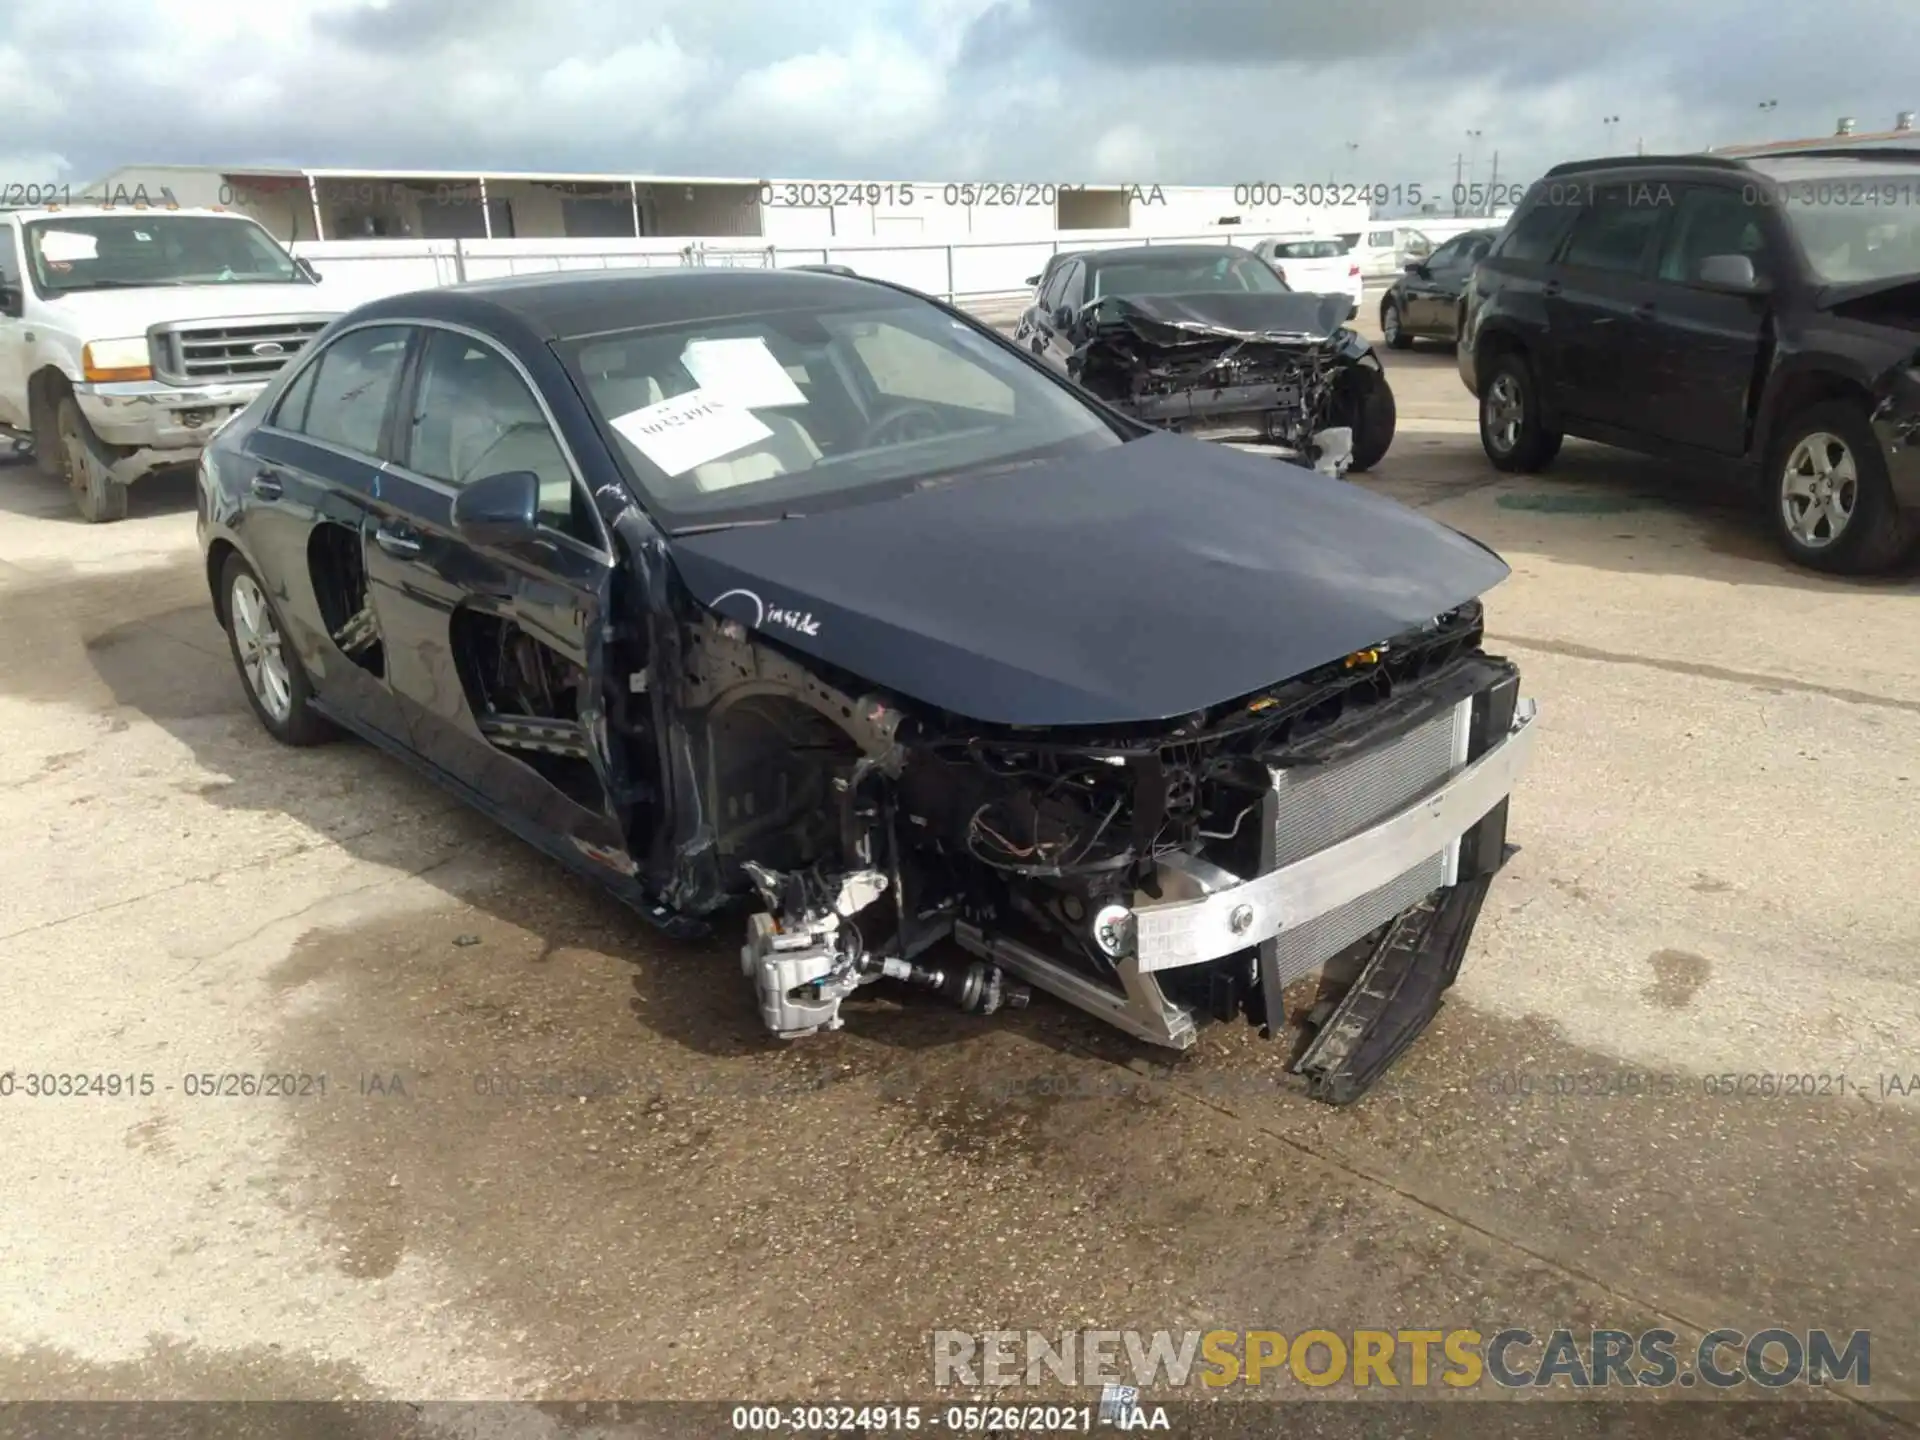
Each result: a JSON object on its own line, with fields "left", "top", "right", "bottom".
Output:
{"left": 857, "top": 400, "right": 946, "bottom": 448}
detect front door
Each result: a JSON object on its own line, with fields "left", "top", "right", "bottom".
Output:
{"left": 0, "top": 223, "right": 28, "bottom": 430}
{"left": 358, "top": 324, "right": 632, "bottom": 862}
{"left": 1404, "top": 235, "right": 1469, "bottom": 333}
{"left": 1042, "top": 259, "right": 1087, "bottom": 374}
{"left": 239, "top": 322, "right": 415, "bottom": 740}
{"left": 1638, "top": 184, "right": 1775, "bottom": 456}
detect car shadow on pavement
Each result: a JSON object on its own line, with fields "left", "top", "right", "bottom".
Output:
{"left": 1387, "top": 437, "right": 1920, "bottom": 592}
{"left": 7, "top": 552, "right": 1120, "bottom": 1070}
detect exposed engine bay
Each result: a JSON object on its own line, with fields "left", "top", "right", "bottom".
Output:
{"left": 663, "top": 601, "right": 1537, "bottom": 1105}
{"left": 1066, "top": 292, "right": 1395, "bottom": 474}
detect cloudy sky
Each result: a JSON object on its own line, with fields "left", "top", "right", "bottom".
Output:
{"left": 3, "top": 0, "right": 1917, "bottom": 198}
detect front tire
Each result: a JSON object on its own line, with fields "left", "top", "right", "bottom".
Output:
{"left": 1767, "top": 401, "right": 1912, "bottom": 574}
{"left": 220, "top": 551, "right": 335, "bottom": 746}
{"left": 57, "top": 396, "right": 128, "bottom": 523}
{"left": 1337, "top": 365, "right": 1397, "bottom": 473}
{"left": 1381, "top": 298, "right": 1412, "bottom": 350}
{"left": 1478, "top": 351, "right": 1562, "bottom": 472}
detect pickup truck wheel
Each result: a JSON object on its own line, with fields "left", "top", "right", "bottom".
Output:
{"left": 1767, "top": 401, "right": 1912, "bottom": 574}
{"left": 57, "top": 396, "right": 128, "bottom": 523}
{"left": 1478, "top": 352, "right": 1562, "bottom": 472}
{"left": 1381, "top": 298, "right": 1412, "bottom": 350}
{"left": 1341, "top": 367, "right": 1397, "bottom": 472}
{"left": 220, "top": 552, "right": 334, "bottom": 746}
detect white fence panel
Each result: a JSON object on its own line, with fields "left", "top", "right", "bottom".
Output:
{"left": 289, "top": 226, "right": 1308, "bottom": 309}
{"left": 294, "top": 239, "right": 461, "bottom": 304}
{"left": 816, "top": 244, "right": 951, "bottom": 295}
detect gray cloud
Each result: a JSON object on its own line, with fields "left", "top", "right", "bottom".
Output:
{"left": 2, "top": 0, "right": 1917, "bottom": 202}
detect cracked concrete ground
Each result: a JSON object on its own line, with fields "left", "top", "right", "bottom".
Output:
{"left": 1, "top": 294, "right": 1917, "bottom": 1439}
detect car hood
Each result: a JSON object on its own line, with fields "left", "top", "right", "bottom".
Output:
{"left": 668, "top": 431, "right": 1509, "bottom": 728}
{"left": 37, "top": 283, "right": 334, "bottom": 335}
{"left": 1085, "top": 290, "right": 1353, "bottom": 343}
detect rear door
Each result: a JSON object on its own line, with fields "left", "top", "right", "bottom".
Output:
{"left": 1636, "top": 183, "right": 1777, "bottom": 455}
{"left": 357, "top": 323, "right": 632, "bottom": 860}
{"left": 240, "top": 322, "right": 416, "bottom": 740}
{"left": 1544, "top": 183, "right": 1669, "bottom": 427}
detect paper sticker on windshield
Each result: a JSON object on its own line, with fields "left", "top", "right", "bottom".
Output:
{"left": 609, "top": 389, "right": 772, "bottom": 477}
{"left": 680, "top": 338, "right": 807, "bottom": 409}
{"left": 35, "top": 230, "right": 98, "bottom": 262}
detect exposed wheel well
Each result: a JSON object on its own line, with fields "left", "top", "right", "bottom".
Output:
{"left": 705, "top": 692, "right": 864, "bottom": 879}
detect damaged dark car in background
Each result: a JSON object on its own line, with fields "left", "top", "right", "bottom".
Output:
{"left": 1015, "top": 244, "right": 1399, "bottom": 477}
{"left": 198, "top": 267, "right": 1536, "bottom": 1105}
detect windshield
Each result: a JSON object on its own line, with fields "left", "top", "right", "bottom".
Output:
{"left": 559, "top": 292, "right": 1126, "bottom": 528}
{"left": 1773, "top": 175, "right": 1920, "bottom": 285}
{"left": 1270, "top": 239, "right": 1349, "bottom": 259}
{"left": 1090, "top": 253, "right": 1289, "bottom": 299}
{"left": 23, "top": 215, "right": 304, "bottom": 294}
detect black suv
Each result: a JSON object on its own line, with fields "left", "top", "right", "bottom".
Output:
{"left": 1459, "top": 150, "right": 1920, "bottom": 573}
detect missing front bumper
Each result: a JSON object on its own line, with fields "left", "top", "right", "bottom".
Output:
{"left": 952, "top": 681, "right": 1537, "bottom": 1094}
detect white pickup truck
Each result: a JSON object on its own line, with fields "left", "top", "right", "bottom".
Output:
{"left": 0, "top": 203, "right": 342, "bottom": 521}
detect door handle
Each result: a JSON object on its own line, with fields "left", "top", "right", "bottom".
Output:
{"left": 374, "top": 524, "right": 422, "bottom": 558}
{"left": 248, "top": 470, "right": 283, "bottom": 501}
{"left": 1632, "top": 301, "right": 1656, "bottom": 320}
{"left": 1543, "top": 280, "right": 1562, "bottom": 297}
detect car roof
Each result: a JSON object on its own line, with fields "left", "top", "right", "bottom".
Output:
{"left": 1545, "top": 149, "right": 1920, "bottom": 185}
{"left": 1080, "top": 243, "right": 1256, "bottom": 265}
{"left": 345, "top": 266, "right": 920, "bottom": 344}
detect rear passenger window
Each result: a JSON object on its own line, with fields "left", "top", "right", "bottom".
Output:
{"left": 270, "top": 358, "right": 320, "bottom": 432}
{"left": 297, "top": 326, "right": 411, "bottom": 456}
{"left": 1560, "top": 186, "right": 1666, "bottom": 274}
{"left": 1497, "top": 198, "right": 1578, "bottom": 263}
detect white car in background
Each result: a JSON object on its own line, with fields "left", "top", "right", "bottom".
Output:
{"left": 1250, "top": 235, "right": 1365, "bottom": 320}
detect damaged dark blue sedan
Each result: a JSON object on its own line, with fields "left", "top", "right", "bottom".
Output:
{"left": 196, "top": 266, "right": 1538, "bottom": 1103}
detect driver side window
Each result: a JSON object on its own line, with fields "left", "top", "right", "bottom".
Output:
{"left": 406, "top": 329, "right": 594, "bottom": 544}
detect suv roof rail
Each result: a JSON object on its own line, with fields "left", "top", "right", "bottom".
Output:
{"left": 1542, "top": 154, "right": 1751, "bottom": 178}
{"left": 1744, "top": 144, "right": 1920, "bottom": 162}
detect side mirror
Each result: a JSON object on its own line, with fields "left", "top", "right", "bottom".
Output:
{"left": 295, "top": 256, "right": 322, "bottom": 282}
{"left": 451, "top": 470, "right": 541, "bottom": 546}
{"left": 1024, "top": 273, "right": 1041, "bottom": 287}
{"left": 1697, "top": 253, "right": 1764, "bottom": 292}
{"left": 1406, "top": 260, "right": 1428, "bottom": 276}
{"left": 0, "top": 283, "right": 20, "bottom": 317}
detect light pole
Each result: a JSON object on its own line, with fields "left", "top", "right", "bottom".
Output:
{"left": 1757, "top": 98, "right": 1778, "bottom": 140}
{"left": 1602, "top": 114, "right": 1620, "bottom": 151}
{"left": 1465, "top": 129, "right": 1483, "bottom": 214}
{"left": 1345, "top": 141, "right": 1359, "bottom": 178}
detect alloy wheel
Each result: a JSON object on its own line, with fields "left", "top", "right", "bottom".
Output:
{"left": 1484, "top": 372, "right": 1523, "bottom": 454}
{"left": 230, "top": 574, "right": 294, "bottom": 723}
{"left": 1780, "top": 431, "right": 1858, "bottom": 548}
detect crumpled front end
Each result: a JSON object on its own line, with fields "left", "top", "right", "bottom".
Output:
{"left": 678, "top": 598, "right": 1536, "bottom": 1105}
{"left": 1069, "top": 293, "right": 1374, "bottom": 460}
